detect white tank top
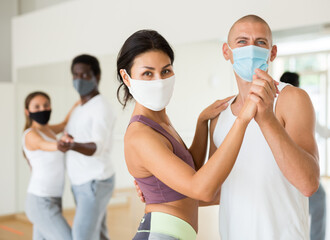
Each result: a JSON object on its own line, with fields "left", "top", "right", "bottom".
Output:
{"left": 22, "top": 128, "right": 65, "bottom": 197}
{"left": 213, "top": 82, "right": 309, "bottom": 240}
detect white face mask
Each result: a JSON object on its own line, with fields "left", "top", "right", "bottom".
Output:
{"left": 124, "top": 70, "right": 175, "bottom": 111}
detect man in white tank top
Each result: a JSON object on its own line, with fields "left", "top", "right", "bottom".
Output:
{"left": 209, "top": 15, "right": 320, "bottom": 240}
{"left": 280, "top": 72, "right": 326, "bottom": 240}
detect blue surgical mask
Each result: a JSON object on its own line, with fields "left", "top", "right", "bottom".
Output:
{"left": 228, "top": 45, "right": 270, "bottom": 82}
{"left": 73, "top": 76, "right": 98, "bottom": 96}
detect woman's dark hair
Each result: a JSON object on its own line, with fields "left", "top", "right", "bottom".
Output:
{"left": 280, "top": 71, "right": 300, "bottom": 87}
{"left": 71, "top": 54, "right": 101, "bottom": 76}
{"left": 116, "top": 29, "right": 174, "bottom": 108}
{"left": 24, "top": 91, "right": 51, "bottom": 131}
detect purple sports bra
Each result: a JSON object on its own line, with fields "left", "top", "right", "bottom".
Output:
{"left": 129, "top": 115, "right": 196, "bottom": 204}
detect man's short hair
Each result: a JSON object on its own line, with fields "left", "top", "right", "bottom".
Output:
{"left": 71, "top": 54, "right": 101, "bottom": 76}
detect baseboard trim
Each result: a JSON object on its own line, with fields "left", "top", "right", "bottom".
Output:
{"left": 0, "top": 214, "right": 16, "bottom": 222}
{"left": 0, "top": 187, "right": 137, "bottom": 221}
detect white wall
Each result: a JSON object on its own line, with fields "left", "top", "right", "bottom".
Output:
{"left": 0, "top": 83, "right": 16, "bottom": 214}
{"left": 12, "top": 0, "right": 330, "bottom": 71}
{"left": 3, "top": 0, "right": 330, "bottom": 215}
{"left": 18, "top": 0, "right": 73, "bottom": 14}
{"left": 0, "top": 0, "right": 17, "bottom": 82}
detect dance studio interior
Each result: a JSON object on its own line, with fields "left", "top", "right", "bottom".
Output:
{"left": 1, "top": 0, "right": 330, "bottom": 239}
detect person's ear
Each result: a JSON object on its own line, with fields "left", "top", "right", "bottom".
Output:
{"left": 223, "top": 43, "right": 232, "bottom": 62}
{"left": 25, "top": 109, "right": 29, "bottom": 117}
{"left": 270, "top": 45, "right": 277, "bottom": 62}
{"left": 95, "top": 74, "right": 101, "bottom": 85}
{"left": 120, "top": 69, "right": 131, "bottom": 87}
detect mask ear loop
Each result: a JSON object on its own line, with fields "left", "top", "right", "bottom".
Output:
{"left": 266, "top": 47, "right": 272, "bottom": 62}
{"left": 123, "top": 69, "right": 132, "bottom": 80}
{"left": 226, "top": 43, "right": 234, "bottom": 52}
{"left": 122, "top": 69, "right": 133, "bottom": 91}
{"left": 91, "top": 75, "right": 99, "bottom": 92}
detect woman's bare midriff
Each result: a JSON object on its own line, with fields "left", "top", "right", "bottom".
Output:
{"left": 145, "top": 197, "right": 199, "bottom": 232}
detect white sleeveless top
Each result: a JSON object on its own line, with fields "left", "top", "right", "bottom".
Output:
{"left": 213, "top": 82, "right": 309, "bottom": 240}
{"left": 23, "top": 128, "right": 65, "bottom": 197}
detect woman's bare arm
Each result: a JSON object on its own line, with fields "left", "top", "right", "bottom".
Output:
{"left": 127, "top": 98, "right": 256, "bottom": 202}
{"left": 25, "top": 130, "right": 57, "bottom": 151}
{"left": 189, "top": 97, "right": 233, "bottom": 170}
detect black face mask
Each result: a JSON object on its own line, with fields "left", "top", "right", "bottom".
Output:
{"left": 29, "top": 110, "right": 51, "bottom": 125}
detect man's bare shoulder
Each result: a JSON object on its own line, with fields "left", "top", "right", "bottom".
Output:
{"left": 279, "top": 85, "right": 309, "bottom": 100}
{"left": 276, "top": 85, "right": 314, "bottom": 122}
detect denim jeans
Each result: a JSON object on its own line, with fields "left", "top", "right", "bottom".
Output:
{"left": 309, "top": 183, "right": 327, "bottom": 240}
{"left": 71, "top": 174, "right": 115, "bottom": 240}
{"left": 25, "top": 193, "right": 72, "bottom": 240}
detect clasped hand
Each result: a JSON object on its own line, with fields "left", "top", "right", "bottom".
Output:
{"left": 248, "top": 69, "right": 278, "bottom": 125}
{"left": 57, "top": 132, "right": 74, "bottom": 153}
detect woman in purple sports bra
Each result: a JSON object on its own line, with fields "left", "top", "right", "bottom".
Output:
{"left": 116, "top": 30, "right": 257, "bottom": 240}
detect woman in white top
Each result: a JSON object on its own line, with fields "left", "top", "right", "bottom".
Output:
{"left": 23, "top": 91, "right": 78, "bottom": 240}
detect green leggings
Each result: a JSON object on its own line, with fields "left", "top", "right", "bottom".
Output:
{"left": 133, "top": 212, "right": 197, "bottom": 240}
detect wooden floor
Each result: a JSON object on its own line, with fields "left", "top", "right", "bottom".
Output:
{"left": 0, "top": 189, "right": 146, "bottom": 240}
{"left": 0, "top": 188, "right": 219, "bottom": 240}
{"left": 1, "top": 179, "right": 330, "bottom": 240}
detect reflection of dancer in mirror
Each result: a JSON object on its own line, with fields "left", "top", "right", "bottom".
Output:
{"left": 57, "top": 54, "right": 116, "bottom": 240}
{"left": 23, "top": 91, "right": 79, "bottom": 240}
{"left": 117, "top": 29, "right": 260, "bottom": 240}
{"left": 280, "top": 71, "right": 326, "bottom": 240}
